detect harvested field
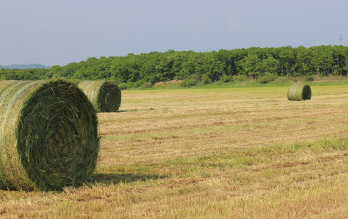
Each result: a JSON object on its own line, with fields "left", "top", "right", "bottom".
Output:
{"left": 1, "top": 82, "right": 348, "bottom": 218}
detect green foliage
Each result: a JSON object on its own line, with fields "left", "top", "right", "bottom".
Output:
{"left": 201, "top": 75, "right": 212, "bottom": 85}
{"left": 257, "top": 73, "right": 278, "bottom": 84}
{"left": 304, "top": 75, "right": 314, "bottom": 81}
{"left": 1, "top": 46, "right": 348, "bottom": 88}
{"left": 239, "top": 54, "right": 279, "bottom": 79}
{"left": 233, "top": 75, "right": 248, "bottom": 81}
{"left": 0, "top": 68, "right": 48, "bottom": 80}
{"left": 117, "top": 83, "right": 128, "bottom": 90}
{"left": 220, "top": 75, "right": 234, "bottom": 82}
{"left": 181, "top": 77, "right": 198, "bottom": 87}
{"left": 141, "top": 82, "right": 153, "bottom": 88}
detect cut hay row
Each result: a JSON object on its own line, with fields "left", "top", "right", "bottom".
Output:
{"left": 78, "top": 81, "right": 121, "bottom": 112}
{"left": 287, "top": 82, "right": 312, "bottom": 101}
{"left": 0, "top": 80, "right": 99, "bottom": 191}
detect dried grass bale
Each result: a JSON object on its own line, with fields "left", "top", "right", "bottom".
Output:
{"left": 78, "top": 81, "right": 121, "bottom": 112}
{"left": 0, "top": 80, "right": 99, "bottom": 191}
{"left": 287, "top": 82, "right": 311, "bottom": 101}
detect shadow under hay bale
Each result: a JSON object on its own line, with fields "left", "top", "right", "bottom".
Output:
{"left": 89, "top": 173, "right": 168, "bottom": 186}
{"left": 78, "top": 81, "right": 121, "bottom": 112}
{"left": 0, "top": 80, "right": 99, "bottom": 191}
{"left": 287, "top": 82, "right": 312, "bottom": 101}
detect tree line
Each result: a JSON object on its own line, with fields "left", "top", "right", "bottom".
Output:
{"left": 1, "top": 45, "right": 347, "bottom": 87}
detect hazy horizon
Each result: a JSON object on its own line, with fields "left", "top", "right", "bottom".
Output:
{"left": 1, "top": 0, "right": 347, "bottom": 66}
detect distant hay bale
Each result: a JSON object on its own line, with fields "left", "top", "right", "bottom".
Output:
{"left": 78, "top": 81, "right": 121, "bottom": 112}
{"left": 287, "top": 82, "right": 312, "bottom": 101}
{"left": 0, "top": 80, "right": 99, "bottom": 191}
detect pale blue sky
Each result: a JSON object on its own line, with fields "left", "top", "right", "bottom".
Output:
{"left": 0, "top": 0, "right": 347, "bottom": 66}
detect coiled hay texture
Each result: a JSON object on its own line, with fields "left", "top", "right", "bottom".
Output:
{"left": 0, "top": 80, "right": 99, "bottom": 191}
{"left": 78, "top": 81, "right": 121, "bottom": 112}
{"left": 287, "top": 82, "right": 312, "bottom": 101}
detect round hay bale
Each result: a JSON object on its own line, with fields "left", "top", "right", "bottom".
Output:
{"left": 78, "top": 81, "right": 121, "bottom": 112}
{"left": 287, "top": 82, "right": 311, "bottom": 101}
{"left": 0, "top": 80, "right": 99, "bottom": 191}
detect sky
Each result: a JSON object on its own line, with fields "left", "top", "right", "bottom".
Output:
{"left": 0, "top": 0, "right": 347, "bottom": 66}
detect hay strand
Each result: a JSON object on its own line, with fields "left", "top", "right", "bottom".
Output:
{"left": 0, "top": 80, "right": 99, "bottom": 191}
{"left": 78, "top": 81, "right": 121, "bottom": 112}
{"left": 287, "top": 82, "right": 311, "bottom": 101}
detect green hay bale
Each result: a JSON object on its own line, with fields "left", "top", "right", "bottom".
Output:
{"left": 287, "top": 82, "right": 312, "bottom": 101}
{"left": 0, "top": 80, "right": 99, "bottom": 191}
{"left": 78, "top": 81, "right": 121, "bottom": 112}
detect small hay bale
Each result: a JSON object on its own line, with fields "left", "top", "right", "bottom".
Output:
{"left": 78, "top": 81, "right": 121, "bottom": 112}
{"left": 0, "top": 80, "right": 99, "bottom": 191}
{"left": 287, "top": 82, "right": 311, "bottom": 101}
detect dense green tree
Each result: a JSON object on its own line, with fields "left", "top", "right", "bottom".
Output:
{"left": 1, "top": 46, "right": 347, "bottom": 86}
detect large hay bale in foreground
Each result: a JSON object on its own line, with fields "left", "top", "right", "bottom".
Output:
{"left": 0, "top": 80, "right": 99, "bottom": 191}
{"left": 287, "top": 82, "right": 312, "bottom": 101}
{"left": 78, "top": 81, "right": 121, "bottom": 112}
